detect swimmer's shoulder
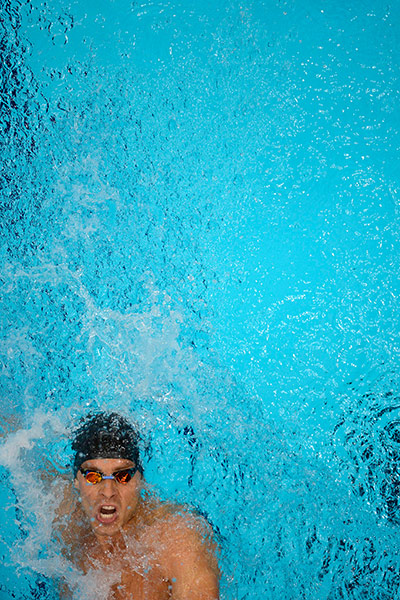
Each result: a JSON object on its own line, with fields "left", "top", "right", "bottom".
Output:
{"left": 53, "top": 480, "right": 80, "bottom": 525}
{"left": 140, "top": 497, "right": 220, "bottom": 577}
{"left": 52, "top": 480, "right": 91, "bottom": 563}
{"left": 139, "top": 500, "right": 220, "bottom": 598}
{"left": 140, "top": 495, "right": 202, "bottom": 530}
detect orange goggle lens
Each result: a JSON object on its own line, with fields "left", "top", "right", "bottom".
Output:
{"left": 80, "top": 468, "right": 136, "bottom": 485}
{"left": 84, "top": 471, "right": 103, "bottom": 484}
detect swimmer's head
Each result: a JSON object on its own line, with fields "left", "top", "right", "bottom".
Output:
{"left": 71, "top": 412, "right": 143, "bottom": 476}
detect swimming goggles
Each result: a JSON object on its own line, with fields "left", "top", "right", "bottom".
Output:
{"left": 79, "top": 467, "right": 137, "bottom": 485}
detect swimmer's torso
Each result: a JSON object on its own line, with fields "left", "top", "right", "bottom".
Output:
{"left": 55, "top": 483, "right": 219, "bottom": 600}
{"left": 56, "top": 492, "right": 185, "bottom": 600}
{"left": 84, "top": 516, "right": 172, "bottom": 600}
{"left": 108, "top": 562, "right": 171, "bottom": 600}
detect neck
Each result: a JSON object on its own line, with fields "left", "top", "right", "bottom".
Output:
{"left": 93, "top": 495, "right": 145, "bottom": 551}
{"left": 95, "top": 530, "right": 126, "bottom": 552}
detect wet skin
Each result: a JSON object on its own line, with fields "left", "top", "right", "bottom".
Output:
{"left": 57, "top": 458, "right": 220, "bottom": 600}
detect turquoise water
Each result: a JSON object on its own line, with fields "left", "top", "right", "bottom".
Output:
{"left": 1, "top": 0, "right": 399, "bottom": 598}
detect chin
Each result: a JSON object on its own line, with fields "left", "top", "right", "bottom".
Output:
{"left": 93, "top": 521, "right": 121, "bottom": 537}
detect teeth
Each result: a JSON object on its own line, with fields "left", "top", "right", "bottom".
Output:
{"left": 100, "top": 506, "right": 116, "bottom": 515}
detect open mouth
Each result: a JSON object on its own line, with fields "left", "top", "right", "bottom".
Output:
{"left": 97, "top": 505, "right": 118, "bottom": 524}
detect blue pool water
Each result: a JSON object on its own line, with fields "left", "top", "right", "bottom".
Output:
{"left": 1, "top": 0, "right": 399, "bottom": 598}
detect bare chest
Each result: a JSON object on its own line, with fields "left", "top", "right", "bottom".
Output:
{"left": 110, "top": 565, "right": 171, "bottom": 600}
{"left": 86, "top": 544, "right": 171, "bottom": 600}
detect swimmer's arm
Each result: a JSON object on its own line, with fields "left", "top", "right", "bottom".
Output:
{"left": 58, "top": 580, "right": 73, "bottom": 600}
{"left": 0, "top": 415, "right": 63, "bottom": 483}
{"left": 0, "top": 414, "right": 21, "bottom": 438}
{"left": 162, "top": 516, "right": 220, "bottom": 600}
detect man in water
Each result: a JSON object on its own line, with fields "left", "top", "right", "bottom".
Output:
{"left": 55, "top": 412, "right": 220, "bottom": 599}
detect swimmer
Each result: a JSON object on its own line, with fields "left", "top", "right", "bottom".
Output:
{"left": 54, "top": 412, "right": 220, "bottom": 599}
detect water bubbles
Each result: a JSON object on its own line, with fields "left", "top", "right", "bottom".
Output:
{"left": 168, "top": 118, "right": 177, "bottom": 131}
{"left": 382, "top": 418, "right": 400, "bottom": 446}
{"left": 2, "top": 0, "right": 399, "bottom": 598}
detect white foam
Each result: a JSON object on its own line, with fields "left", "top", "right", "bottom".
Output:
{"left": 0, "top": 409, "right": 65, "bottom": 469}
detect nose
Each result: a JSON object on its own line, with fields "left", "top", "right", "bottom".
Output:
{"left": 100, "top": 477, "right": 117, "bottom": 499}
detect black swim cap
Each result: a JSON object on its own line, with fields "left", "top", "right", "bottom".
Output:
{"left": 71, "top": 412, "right": 143, "bottom": 476}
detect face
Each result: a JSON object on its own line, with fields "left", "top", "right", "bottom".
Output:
{"left": 74, "top": 458, "right": 142, "bottom": 539}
